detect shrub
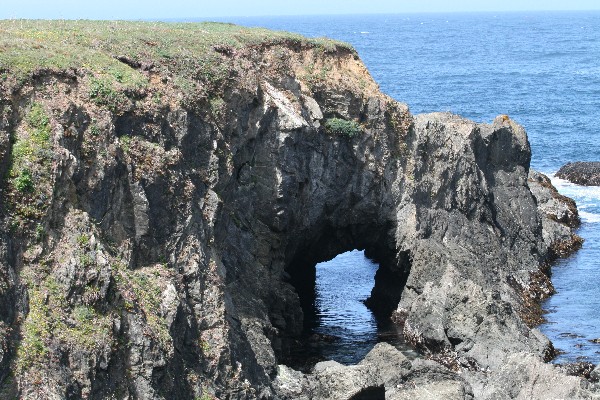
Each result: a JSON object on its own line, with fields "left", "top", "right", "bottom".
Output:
{"left": 73, "top": 305, "right": 95, "bottom": 323}
{"left": 324, "top": 118, "right": 362, "bottom": 138}
{"left": 26, "top": 103, "right": 50, "bottom": 131}
{"left": 14, "top": 169, "right": 34, "bottom": 192}
{"left": 89, "top": 77, "right": 125, "bottom": 111}
{"left": 303, "top": 63, "right": 331, "bottom": 91}
{"left": 119, "top": 135, "right": 132, "bottom": 153}
{"left": 8, "top": 102, "right": 54, "bottom": 226}
{"left": 79, "top": 253, "right": 94, "bottom": 267}
{"left": 35, "top": 224, "right": 45, "bottom": 242}
{"left": 195, "top": 53, "right": 230, "bottom": 88}
{"left": 76, "top": 233, "right": 90, "bottom": 248}
{"left": 89, "top": 124, "right": 101, "bottom": 136}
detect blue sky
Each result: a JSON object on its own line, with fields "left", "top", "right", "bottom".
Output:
{"left": 2, "top": 0, "right": 600, "bottom": 20}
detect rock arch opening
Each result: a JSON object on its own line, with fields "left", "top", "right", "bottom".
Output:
{"left": 275, "top": 223, "right": 413, "bottom": 369}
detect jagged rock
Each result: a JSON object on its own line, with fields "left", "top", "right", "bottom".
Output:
{"left": 359, "top": 342, "right": 412, "bottom": 387}
{"left": 273, "top": 365, "right": 311, "bottom": 400}
{"left": 529, "top": 169, "right": 583, "bottom": 262}
{"left": 561, "top": 362, "right": 596, "bottom": 380}
{"left": 472, "top": 353, "right": 599, "bottom": 399}
{"left": 591, "top": 365, "right": 600, "bottom": 383}
{"left": 310, "top": 360, "right": 382, "bottom": 400}
{"left": 557, "top": 161, "right": 600, "bottom": 186}
{"left": 529, "top": 170, "right": 580, "bottom": 228}
{"left": 274, "top": 343, "right": 411, "bottom": 399}
{"left": 387, "top": 359, "right": 474, "bottom": 400}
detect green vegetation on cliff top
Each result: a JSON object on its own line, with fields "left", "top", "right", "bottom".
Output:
{"left": 0, "top": 20, "right": 354, "bottom": 81}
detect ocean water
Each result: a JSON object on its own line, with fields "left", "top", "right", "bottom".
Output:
{"left": 213, "top": 12, "right": 600, "bottom": 364}
{"left": 309, "top": 250, "right": 412, "bottom": 364}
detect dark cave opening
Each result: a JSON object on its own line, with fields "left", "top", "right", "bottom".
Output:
{"left": 349, "top": 386, "right": 386, "bottom": 400}
{"left": 276, "top": 223, "right": 413, "bottom": 370}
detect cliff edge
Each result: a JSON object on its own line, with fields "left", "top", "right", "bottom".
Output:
{"left": 0, "top": 21, "right": 590, "bottom": 399}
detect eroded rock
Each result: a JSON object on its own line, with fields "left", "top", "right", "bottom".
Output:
{"left": 388, "top": 359, "right": 474, "bottom": 400}
{"left": 274, "top": 343, "right": 412, "bottom": 400}
{"left": 473, "top": 353, "right": 598, "bottom": 400}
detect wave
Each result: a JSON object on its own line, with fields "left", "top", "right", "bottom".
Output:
{"left": 549, "top": 174, "right": 600, "bottom": 198}
{"left": 579, "top": 211, "right": 600, "bottom": 223}
{"left": 546, "top": 174, "right": 600, "bottom": 221}
{"left": 574, "top": 68, "right": 600, "bottom": 76}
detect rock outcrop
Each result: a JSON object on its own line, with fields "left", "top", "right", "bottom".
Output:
{"left": 557, "top": 161, "right": 600, "bottom": 186}
{"left": 274, "top": 343, "right": 473, "bottom": 400}
{"left": 0, "top": 21, "right": 591, "bottom": 399}
{"left": 529, "top": 170, "right": 583, "bottom": 261}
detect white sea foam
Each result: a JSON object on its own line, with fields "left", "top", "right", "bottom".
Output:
{"left": 579, "top": 211, "right": 600, "bottom": 223}
{"left": 546, "top": 173, "right": 600, "bottom": 224}
{"left": 549, "top": 174, "right": 600, "bottom": 203}
{"left": 548, "top": 174, "right": 600, "bottom": 224}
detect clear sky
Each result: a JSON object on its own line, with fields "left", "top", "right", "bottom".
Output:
{"left": 2, "top": 0, "right": 600, "bottom": 20}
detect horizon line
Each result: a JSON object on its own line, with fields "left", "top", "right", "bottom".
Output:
{"left": 2, "top": 9, "right": 600, "bottom": 22}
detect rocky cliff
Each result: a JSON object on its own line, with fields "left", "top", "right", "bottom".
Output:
{"left": 0, "top": 21, "right": 592, "bottom": 399}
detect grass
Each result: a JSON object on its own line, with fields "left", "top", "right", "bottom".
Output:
{"left": 0, "top": 20, "right": 354, "bottom": 94}
{"left": 88, "top": 76, "right": 129, "bottom": 111}
{"left": 8, "top": 102, "right": 54, "bottom": 226}
{"left": 16, "top": 286, "right": 50, "bottom": 372}
{"left": 34, "top": 224, "right": 45, "bottom": 242}
{"left": 119, "top": 135, "right": 132, "bottom": 153}
{"left": 76, "top": 233, "right": 90, "bottom": 248}
{"left": 209, "top": 96, "right": 226, "bottom": 120}
{"left": 302, "top": 62, "right": 331, "bottom": 91}
{"left": 113, "top": 263, "right": 173, "bottom": 352}
{"left": 324, "top": 117, "right": 363, "bottom": 138}
{"left": 16, "top": 275, "right": 112, "bottom": 373}
{"left": 13, "top": 168, "right": 33, "bottom": 192}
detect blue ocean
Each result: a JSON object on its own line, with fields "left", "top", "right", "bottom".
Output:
{"left": 215, "top": 12, "right": 600, "bottom": 364}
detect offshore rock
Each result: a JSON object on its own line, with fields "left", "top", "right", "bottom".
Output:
{"left": 0, "top": 21, "right": 591, "bottom": 399}
{"left": 557, "top": 161, "right": 600, "bottom": 186}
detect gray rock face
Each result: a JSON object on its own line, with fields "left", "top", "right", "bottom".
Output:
{"left": 388, "top": 359, "right": 474, "bottom": 400}
{"left": 394, "top": 114, "right": 550, "bottom": 365}
{"left": 274, "top": 344, "right": 474, "bottom": 400}
{"left": 529, "top": 169, "right": 583, "bottom": 261}
{"left": 275, "top": 344, "right": 427, "bottom": 400}
{"left": 472, "top": 353, "right": 599, "bottom": 400}
{"left": 0, "top": 35, "right": 590, "bottom": 399}
{"left": 557, "top": 161, "right": 600, "bottom": 185}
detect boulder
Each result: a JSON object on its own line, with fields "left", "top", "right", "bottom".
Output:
{"left": 556, "top": 161, "right": 600, "bottom": 186}
{"left": 387, "top": 359, "right": 474, "bottom": 400}
{"left": 274, "top": 343, "right": 412, "bottom": 399}
{"left": 475, "top": 353, "right": 597, "bottom": 400}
